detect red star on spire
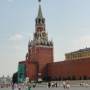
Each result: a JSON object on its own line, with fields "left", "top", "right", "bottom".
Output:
{"left": 38, "top": 0, "right": 41, "bottom": 3}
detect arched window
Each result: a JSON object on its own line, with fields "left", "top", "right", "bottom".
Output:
{"left": 38, "top": 19, "right": 41, "bottom": 23}
{"left": 42, "top": 19, "right": 45, "bottom": 24}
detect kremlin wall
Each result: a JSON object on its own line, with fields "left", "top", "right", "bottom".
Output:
{"left": 47, "top": 57, "right": 90, "bottom": 81}
{"left": 17, "top": 2, "right": 90, "bottom": 83}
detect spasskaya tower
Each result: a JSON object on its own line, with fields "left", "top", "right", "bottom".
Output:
{"left": 26, "top": 0, "right": 54, "bottom": 80}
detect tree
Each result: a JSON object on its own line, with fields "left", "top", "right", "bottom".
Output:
{"left": 12, "top": 72, "right": 18, "bottom": 84}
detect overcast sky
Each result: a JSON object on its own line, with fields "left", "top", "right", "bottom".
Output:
{"left": 0, "top": 0, "right": 90, "bottom": 77}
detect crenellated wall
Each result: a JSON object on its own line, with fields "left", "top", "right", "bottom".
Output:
{"left": 47, "top": 58, "right": 90, "bottom": 80}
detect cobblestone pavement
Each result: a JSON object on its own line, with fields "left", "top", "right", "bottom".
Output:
{"left": 0, "top": 87, "right": 90, "bottom": 90}
{"left": 1, "top": 81, "right": 90, "bottom": 90}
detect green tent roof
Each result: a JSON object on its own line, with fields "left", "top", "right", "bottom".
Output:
{"left": 37, "top": 5, "right": 43, "bottom": 19}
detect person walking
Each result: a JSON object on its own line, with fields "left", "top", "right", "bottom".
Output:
{"left": 18, "top": 84, "right": 21, "bottom": 90}
{"left": 11, "top": 83, "right": 14, "bottom": 90}
{"left": 28, "top": 82, "right": 31, "bottom": 90}
{"left": 48, "top": 82, "right": 51, "bottom": 88}
{"left": 62, "top": 81, "right": 66, "bottom": 88}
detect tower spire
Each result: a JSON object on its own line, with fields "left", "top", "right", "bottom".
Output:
{"left": 26, "top": 0, "right": 53, "bottom": 48}
{"left": 37, "top": 0, "right": 43, "bottom": 19}
{"left": 35, "top": 0, "right": 45, "bottom": 25}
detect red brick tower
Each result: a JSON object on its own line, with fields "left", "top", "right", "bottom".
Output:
{"left": 26, "top": 2, "right": 53, "bottom": 80}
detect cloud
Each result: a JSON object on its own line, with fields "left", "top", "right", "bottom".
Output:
{"left": 8, "top": 33, "right": 24, "bottom": 51}
{"left": 9, "top": 33, "right": 23, "bottom": 41}
{"left": 8, "top": 32, "right": 33, "bottom": 51}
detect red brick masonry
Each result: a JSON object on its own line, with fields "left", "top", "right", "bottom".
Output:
{"left": 47, "top": 58, "right": 90, "bottom": 80}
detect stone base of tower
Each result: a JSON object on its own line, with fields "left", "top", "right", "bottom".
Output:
{"left": 31, "top": 46, "right": 53, "bottom": 71}
{"left": 26, "top": 61, "right": 38, "bottom": 81}
{"left": 26, "top": 62, "right": 48, "bottom": 81}
{"left": 26, "top": 46, "right": 53, "bottom": 81}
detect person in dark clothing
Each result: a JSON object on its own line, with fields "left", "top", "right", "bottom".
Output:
{"left": 48, "top": 82, "right": 51, "bottom": 88}
{"left": 11, "top": 83, "right": 14, "bottom": 90}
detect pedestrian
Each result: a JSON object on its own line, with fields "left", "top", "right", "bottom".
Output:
{"left": 28, "top": 82, "right": 31, "bottom": 90}
{"left": 62, "top": 81, "right": 66, "bottom": 88}
{"left": 12, "top": 83, "right": 14, "bottom": 90}
{"left": 33, "top": 82, "right": 36, "bottom": 88}
{"left": 55, "top": 82, "right": 57, "bottom": 87}
{"left": 66, "top": 80, "right": 70, "bottom": 89}
{"left": 18, "top": 84, "right": 21, "bottom": 90}
{"left": 48, "top": 82, "right": 51, "bottom": 88}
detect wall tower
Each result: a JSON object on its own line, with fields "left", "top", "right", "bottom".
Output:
{"left": 26, "top": 1, "right": 54, "bottom": 80}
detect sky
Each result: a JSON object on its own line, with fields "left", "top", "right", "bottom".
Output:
{"left": 0, "top": 0, "right": 90, "bottom": 77}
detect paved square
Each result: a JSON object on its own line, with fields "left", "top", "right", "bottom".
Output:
{"left": 0, "top": 87, "right": 90, "bottom": 90}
